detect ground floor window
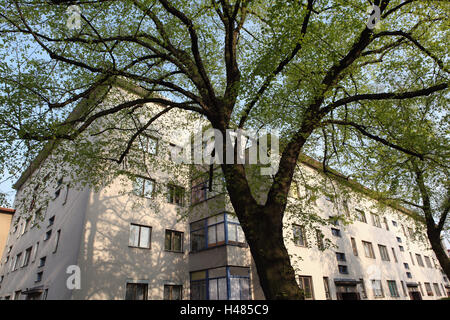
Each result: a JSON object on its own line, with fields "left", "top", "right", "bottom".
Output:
{"left": 371, "top": 280, "right": 384, "bottom": 298}
{"left": 125, "top": 282, "right": 148, "bottom": 300}
{"left": 190, "top": 266, "right": 250, "bottom": 300}
{"left": 164, "top": 285, "right": 182, "bottom": 300}
{"left": 387, "top": 280, "right": 400, "bottom": 297}
{"left": 298, "top": 276, "right": 314, "bottom": 300}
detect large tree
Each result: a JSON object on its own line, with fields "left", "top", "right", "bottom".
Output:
{"left": 0, "top": 0, "right": 448, "bottom": 299}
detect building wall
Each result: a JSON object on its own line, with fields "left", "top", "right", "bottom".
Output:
{"left": 282, "top": 163, "right": 447, "bottom": 300}
{"left": 0, "top": 174, "right": 91, "bottom": 299}
{"left": 0, "top": 82, "right": 447, "bottom": 300}
{"left": 72, "top": 176, "right": 190, "bottom": 300}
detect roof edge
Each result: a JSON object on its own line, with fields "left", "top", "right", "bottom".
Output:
{"left": 12, "top": 77, "right": 149, "bottom": 191}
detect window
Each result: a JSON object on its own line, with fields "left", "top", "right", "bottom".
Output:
{"left": 53, "top": 230, "right": 61, "bottom": 253}
{"left": 424, "top": 283, "right": 433, "bottom": 296}
{"left": 371, "top": 280, "right": 384, "bottom": 298}
{"left": 338, "top": 265, "right": 349, "bottom": 274}
{"left": 13, "top": 253, "right": 22, "bottom": 271}
{"left": 404, "top": 263, "right": 410, "bottom": 269}
{"left": 190, "top": 174, "right": 224, "bottom": 205}
{"left": 190, "top": 267, "right": 250, "bottom": 300}
{"left": 401, "top": 224, "right": 407, "bottom": 237}
{"left": 293, "top": 225, "right": 307, "bottom": 246}
{"left": 424, "top": 256, "right": 432, "bottom": 268}
{"left": 387, "top": 280, "right": 399, "bottom": 297}
{"left": 399, "top": 245, "right": 404, "bottom": 252}
{"left": 362, "top": 241, "right": 375, "bottom": 259}
{"left": 137, "top": 135, "right": 158, "bottom": 155}
{"left": 227, "top": 215, "right": 246, "bottom": 245}
{"left": 48, "top": 216, "right": 55, "bottom": 227}
{"left": 371, "top": 213, "right": 381, "bottom": 228}
{"left": 408, "top": 227, "right": 414, "bottom": 238}
{"left": 165, "top": 230, "right": 183, "bottom": 252}
{"left": 31, "top": 242, "right": 39, "bottom": 263}
{"left": 406, "top": 272, "right": 412, "bottom": 279}
{"left": 191, "top": 180, "right": 208, "bottom": 205}
{"left": 167, "top": 185, "right": 185, "bottom": 206}
{"left": 63, "top": 184, "right": 70, "bottom": 205}
{"left": 415, "top": 254, "right": 424, "bottom": 267}
{"left": 289, "top": 181, "right": 300, "bottom": 199}
{"left": 396, "top": 237, "right": 402, "bottom": 243}
{"left": 132, "top": 177, "right": 155, "bottom": 198}
{"left": 36, "top": 271, "right": 43, "bottom": 283}
{"left": 331, "top": 228, "right": 341, "bottom": 237}
{"left": 418, "top": 282, "right": 424, "bottom": 296}
{"left": 298, "top": 276, "right": 314, "bottom": 300}
{"left": 190, "top": 271, "right": 207, "bottom": 300}
{"left": 207, "top": 215, "right": 226, "bottom": 248}
{"left": 378, "top": 245, "right": 390, "bottom": 261}
{"left": 400, "top": 281, "right": 407, "bottom": 296}
{"left": 351, "top": 237, "right": 358, "bottom": 256}
{"left": 22, "top": 247, "right": 32, "bottom": 267}
{"left": 39, "top": 257, "right": 46, "bottom": 268}
{"left": 14, "top": 290, "right": 21, "bottom": 300}
{"left": 342, "top": 200, "right": 350, "bottom": 217}
{"left": 316, "top": 229, "right": 324, "bottom": 250}
{"left": 125, "top": 282, "right": 148, "bottom": 300}
{"left": 44, "top": 230, "right": 52, "bottom": 241}
{"left": 129, "top": 224, "right": 151, "bottom": 249}
{"left": 355, "top": 209, "right": 367, "bottom": 223}
{"left": 190, "top": 214, "right": 244, "bottom": 252}
{"left": 433, "top": 283, "right": 441, "bottom": 296}
{"left": 359, "top": 278, "right": 367, "bottom": 298}
{"left": 23, "top": 218, "right": 30, "bottom": 234}
{"left": 391, "top": 248, "right": 398, "bottom": 263}
{"left": 383, "top": 217, "right": 389, "bottom": 230}
{"left": 323, "top": 277, "right": 331, "bottom": 300}
{"left": 409, "top": 252, "right": 415, "bottom": 265}
{"left": 336, "top": 252, "right": 346, "bottom": 262}
{"left": 392, "top": 220, "right": 398, "bottom": 227}
{"left": 329, "top": 215, "right": 340, "bottom": 226}
{"left": 54, "top": 188, "right": 61, "bottom": 199}
{"left": 164, "top": 285, "right": 182, "bottom": 300}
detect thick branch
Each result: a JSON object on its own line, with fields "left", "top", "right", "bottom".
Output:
{"left": 320, "top": 120, "right": 425, "bottom": 160}
{"left": 320, "top": 82, "right": 448, "bottom": 115}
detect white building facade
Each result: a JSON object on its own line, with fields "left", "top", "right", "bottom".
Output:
{"left": 0, "top": 82, "right": 448, "bottom": 300}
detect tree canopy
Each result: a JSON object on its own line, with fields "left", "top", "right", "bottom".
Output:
{"left": 0, "top": 0, "right": 448, "bottom": 299}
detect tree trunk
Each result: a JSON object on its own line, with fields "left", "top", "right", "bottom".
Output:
{"left": 220, "top": 161, "right": 304, "bottom": 299}
{"left": 244, "top": 206, "right": 305, "bottom": 300}
{"left": 426, "top": 224, "right": 450, "bottom": 280}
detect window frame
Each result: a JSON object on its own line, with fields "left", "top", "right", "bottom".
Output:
{"left": 293, "top": 224, "right": 308, "bottom": 247}
{"left": 362, "top": 241, "right": 375, "bottom": 259}
{"left": 125, "top": 281, "right": 149, "bottom": 300}
{"left": 387, "top": 280, "right": 400, "bottom": 297}
{"left": 167, "top": 184, "right": 185, "bottom": 206}
{"left": 298, "top": 275, "right": 315, "bottom": 300}
{"left": 164, "top": 230, "right": 184, "bottom": 253}
{"left": 164, "top": 284, "right": 183, "bottom": 300}
{"left": 129, "top": 224, "right": 152, "bottom": 249}
{"left": 378, "top": 244, "right": 390, "bottom": 261}
{"left": 132, "top": 176, "right": 155, "bottom": 199}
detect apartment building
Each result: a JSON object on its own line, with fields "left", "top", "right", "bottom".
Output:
{"left": 0, "top": 80, "right": 448, "bottom": 300}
